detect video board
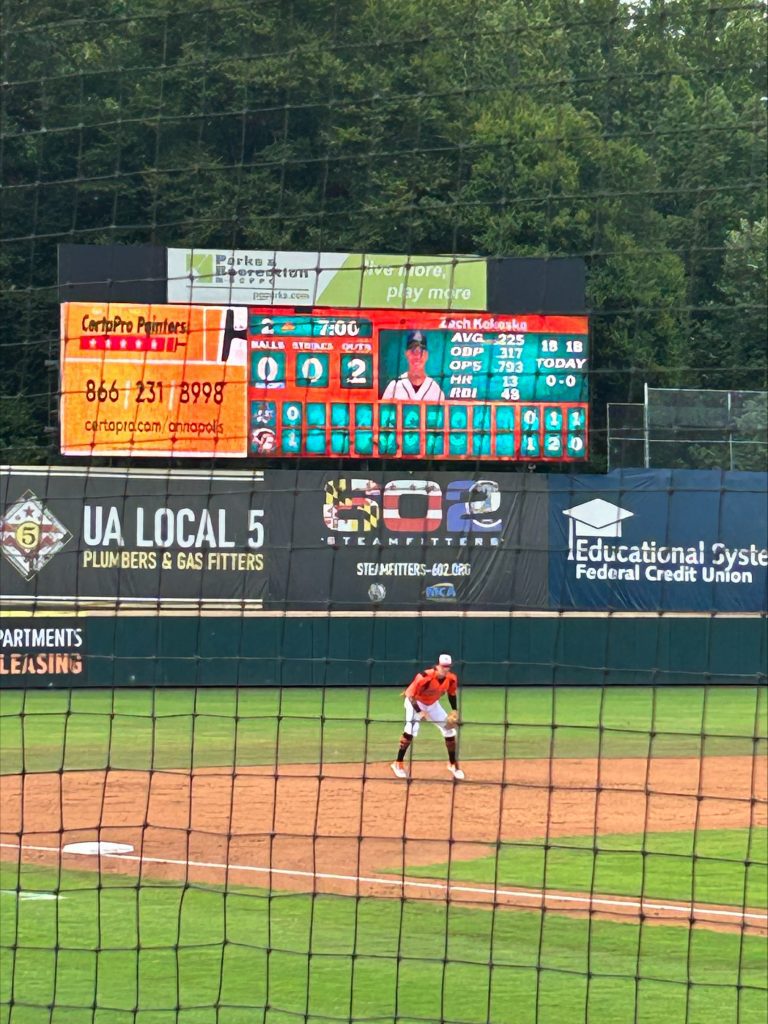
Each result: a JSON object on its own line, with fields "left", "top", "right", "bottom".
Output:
{"left": 60, "top": 303, "right": 589, "bottom": 460}
{"left": 248, "top": 307, "right": 589, "bottom": 460}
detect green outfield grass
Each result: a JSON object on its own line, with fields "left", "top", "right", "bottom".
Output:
{"left": 1, "top": 685, "right": 766, "bottom": 1023}
{"left": 400, "top": 827, "right": 768, "bottom": 908}
{"left": 0, "top": 686, "right": 765, "bottom": 774}
{"left": 1, "top": 860, "right": 766, "bottom": 1024}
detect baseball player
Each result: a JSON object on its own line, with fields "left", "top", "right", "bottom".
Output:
{"left": 381, "top": 330, "right": 446, "bottom": 402}
{"left": 390, "top": 653, "right": 464, "bottom": 780}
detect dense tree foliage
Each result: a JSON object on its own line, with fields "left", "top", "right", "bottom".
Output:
{"left": 1, "top": 0, "right": 766, "bottom": 465}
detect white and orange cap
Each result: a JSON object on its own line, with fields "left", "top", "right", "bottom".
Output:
{"left": 438, "top": 654, "right": 453, "bottom": 667}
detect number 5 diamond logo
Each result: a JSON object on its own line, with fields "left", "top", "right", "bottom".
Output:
{"left": 0, "top": 491, "right": 72, "bottom": 581}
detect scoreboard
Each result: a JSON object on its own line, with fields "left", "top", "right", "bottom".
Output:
{"left": 248, "top": 307, "right": 589, "bottom": 460}
{"left": 60, "top": 302, "right": 589, "bottom": 461}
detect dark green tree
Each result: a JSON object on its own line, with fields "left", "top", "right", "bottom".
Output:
{"left": 0, "top": 0, "right": 765, "bottom": 465}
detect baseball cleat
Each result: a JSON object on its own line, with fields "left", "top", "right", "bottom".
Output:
{"left": 448, "top": 765, "right": 465, "bottom": 780}
{"left": 390, "top": 762, "right": 408, "bottom": 779}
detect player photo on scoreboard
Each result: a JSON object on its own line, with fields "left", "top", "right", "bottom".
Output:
{"left": 380, "top": 329, "right": 447, "bottom": 402}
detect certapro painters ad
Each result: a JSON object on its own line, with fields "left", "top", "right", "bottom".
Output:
{"left": 549, "top": 469, "right": 768, "bottom": 612}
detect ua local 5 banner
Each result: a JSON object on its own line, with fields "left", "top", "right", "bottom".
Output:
{"left": 60, "top": 303, "right": 249, "bottom": 457}
{"left": 0, "top": 467, "right": 269, "bottom": 609}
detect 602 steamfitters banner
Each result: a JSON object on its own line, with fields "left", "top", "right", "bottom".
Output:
{"left": 268, "top": 471, "right": 549, "bottom": 610}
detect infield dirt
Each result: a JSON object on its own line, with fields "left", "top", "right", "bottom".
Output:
{"left": 1, "top": 756, "right": 765, "bottom": 935}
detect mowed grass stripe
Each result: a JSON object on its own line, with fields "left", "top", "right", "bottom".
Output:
{"left": 398, "top": 828, "right": 768, "bottom": 909}
{"left": 0, "top": 862, "right": 766, "bottom": 1024}
{"left": 1, "top": 686, "right": 765, "bottom": 773}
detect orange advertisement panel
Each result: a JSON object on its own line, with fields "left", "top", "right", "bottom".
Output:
{"left": 60, "top": 303, "right": 248, "bottom": 456}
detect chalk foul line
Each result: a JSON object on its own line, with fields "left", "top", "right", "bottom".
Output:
{"left": 1, "top": 841, "right": 765, "bottom": 924}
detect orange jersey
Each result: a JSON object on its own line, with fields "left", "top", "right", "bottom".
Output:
{"left": 405, "top": 667, "right": 458, "bottom": 706}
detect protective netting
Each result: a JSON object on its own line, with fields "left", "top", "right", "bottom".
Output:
{"left": 1, "top": 2, "right": 767, "bottom": 1023}
{"left": 2, "top": 0, "right": 766, "bottom": 462}
{"left": 608, "top": 389, "right": 768, "bottom": 471}
{"left": 0, "top": 685, "right": 766, "bottom": 1023}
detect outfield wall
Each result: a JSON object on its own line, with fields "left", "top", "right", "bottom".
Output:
{"left": 31, "top": 611, "right": 768, "bottom": 688}
{"left": 1, "top": 611, "right": 765, "bottom": 689}
{"left": 1, "top": 466, "right": 766, "bottom": 687}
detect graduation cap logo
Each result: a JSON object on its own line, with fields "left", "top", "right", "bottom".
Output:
{"left": 562, "top": 499, "right": 634, "bottom": 559}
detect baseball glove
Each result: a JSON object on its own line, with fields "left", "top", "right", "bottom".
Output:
{"left": 446, "top": 709, "right": 460, "bottom": 729}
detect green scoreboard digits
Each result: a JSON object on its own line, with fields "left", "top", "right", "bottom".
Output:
{"left": 248, "top": 307, "right": 589, "bottom": 461}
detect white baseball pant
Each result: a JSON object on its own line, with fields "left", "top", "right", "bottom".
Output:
{"left": 403, "top": 698, "right": 456, "bottom": 739}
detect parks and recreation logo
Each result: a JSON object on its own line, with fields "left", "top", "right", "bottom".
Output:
{"left": 0, "top": 491, "right": 72, "bottom": 581}
{"left": 562, "top": 497, "right": 767, "bottom": 585}
{"left": 184, "top": 251, "right": 310, "bottom": 286}
{"left": 170, "top": 248, "right": 317, "bottom": 304}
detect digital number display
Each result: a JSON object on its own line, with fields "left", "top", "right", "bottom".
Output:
{"left": 60, "top": 303, "right": 248, "bottom": 456}
{"left": 248, "top": 307, "right": 589, "bottom": 461}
